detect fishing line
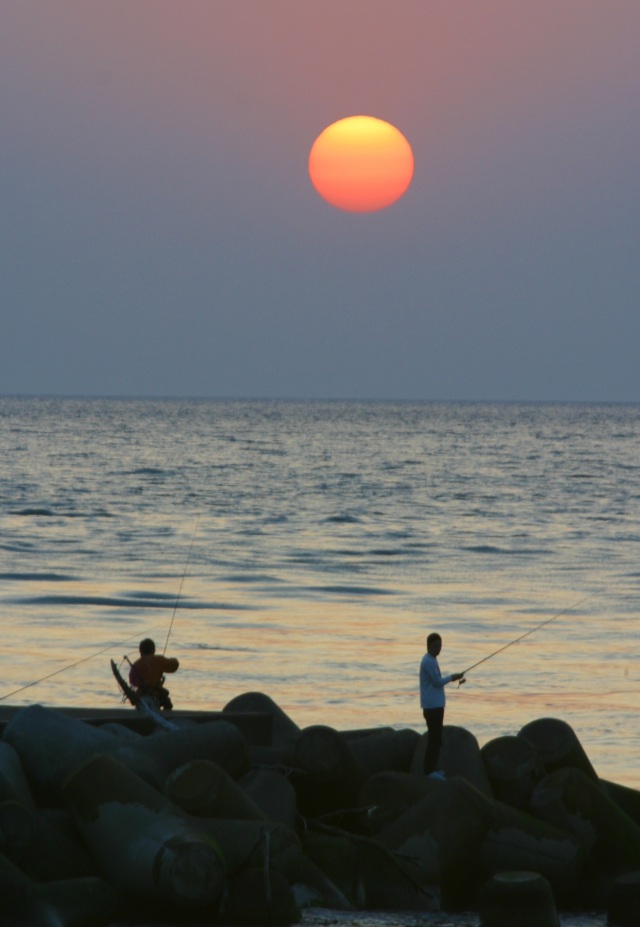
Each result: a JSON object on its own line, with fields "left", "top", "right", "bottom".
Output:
{"left": 460, "top": 593, "right": 592, "bottom": 679}
{"left": 162, "top": 515, "right": 200, "bottom": 656}
{"left": 0, "top": 630, "right": 155, "bottom": 703}
{"left": 2, "top": 516, "right": 200, "bottom": 703}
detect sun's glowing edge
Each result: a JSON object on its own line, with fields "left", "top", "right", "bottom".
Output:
{"left": 308, "top": 115, "right": 414, "bottom": 213}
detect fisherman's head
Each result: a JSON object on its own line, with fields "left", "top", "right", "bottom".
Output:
{"left": 427, "top": 633, "right": 442, "bottom": 656}
{"left": 139, "top": 638, "right": 156, "bottom": 656}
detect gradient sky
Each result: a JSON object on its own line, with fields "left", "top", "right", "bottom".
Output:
{"left": 2, "top": 1, "right": 639, "bottom": 401}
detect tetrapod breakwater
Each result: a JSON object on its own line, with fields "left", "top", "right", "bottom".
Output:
{"left": 0, "top": 696, "right": 639, "bottom": 926}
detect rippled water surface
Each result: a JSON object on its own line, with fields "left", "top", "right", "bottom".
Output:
{"left": 2, "top": 397, "right": 638, "bottom": 927}
{"left": 2, "top": 398, "right": 639, "bottom": 782}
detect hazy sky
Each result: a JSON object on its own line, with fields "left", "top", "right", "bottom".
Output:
{"left": 3, "top": 1, "right": 639, "bottom": 401}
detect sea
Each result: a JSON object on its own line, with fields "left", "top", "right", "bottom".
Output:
{"left": 2, "top": 395, "right": 639, "bottom": 927}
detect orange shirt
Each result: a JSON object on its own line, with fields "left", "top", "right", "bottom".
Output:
{"left": 129, "top": 654, "right": 179, "bottom": 689}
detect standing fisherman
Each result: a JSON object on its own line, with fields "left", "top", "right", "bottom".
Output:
{"left": 129, "top": 638, "right": 179, "bottom": 710}
{"left": 420, "top": 632, "right": 465, "bottom": 779}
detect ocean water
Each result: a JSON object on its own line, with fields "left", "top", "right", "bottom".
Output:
{"left": 1, "top": 396, "right": 638, "bottom": 927}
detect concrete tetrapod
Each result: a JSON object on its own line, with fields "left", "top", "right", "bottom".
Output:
{"left": 223, "top": 692, "right": 299, "bottom": 747}
{"left": 518, "top": 718, "right": 599, "bottom": 781}
{"left": 478, "top": 798, "right": 584, "bottom": 903}
{"left": 165, "top": 759, "right": 267, "bottom": 821}
{"left": 370, "top": 774, "right": 584, "bottom": 900}
{"left": 530, "top": 767, "right": 640, "bottom": 877}
{"left": 301, "top": 825, "right": 439, "bottom": 912}
{"left": 345, "top": 727, "right": 419, "bottom": 780}
{"left": 223, "top": 866, "right": 301, "bottom": 926}
{"left": 62, "top": 752, "right": 226, "bottom": 914}
{"left": 0, "top": 842, "right": 33, "bottom": 909}
{"left": 99, "top": 720, "right": 144, "bottom": 742}
{"left": 128, "top": 717, "right": 250, "bottom": 783}
{"left": 480, "top": 734, "right": 546, "bottom": 811}
{"left": 0, "top": 849, "right": 116, "bottom": 927}
{"left": 478, "top": 870, "right": 560, "bottom": 927}
{"left": 1, "top": 704, "right": 158, "bottom": 802}
{"left": 358, "top": 770, "right": 440, "bottom": 834}
{"left": 601, "top": 779, "right": 640, "bottom": 829}
{"left": 0, "top": 740, "right": 37, "bottom": 810}
{"left": 18, "top": 876, "right": 118, "bottom": 927}
{"left": 197, "top": 816, "right": 302, "bottom": 876}
{"left": 375, "top": 776, "right": 497, "bottom": 908}
{"left": 411, "top": 725, "right": 493, "bottom": 797}
{"left": 0, "top": 798, "right": 34, "bottom": 864}
{"left": 607, "top": 871, "right": 640, "bottom": 926}
{"left": 285, "top": 725, "right": 365, "bottom": 820}
{"left": 239, "top": 767, "right": 298, "bottom": 829}
{"left": 195, "top": 815, "right": 353, "bottom": 911}
{"left": 0, "top": 797, "right": 95, "bottom": 881}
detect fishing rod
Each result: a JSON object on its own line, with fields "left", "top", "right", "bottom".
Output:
{"left": 0, "top": 630, "right": 156, "bottom": 703}
{"left": 459, "top": 594, "right": 591, "bottom": 679}
{"left": 162, "top": 515, "right": 200, "bottom": 655}
{"left": 2, "top": 516, "right": 200, "bottom": 702}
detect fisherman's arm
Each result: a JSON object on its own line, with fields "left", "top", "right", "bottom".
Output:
{"left": 160, "top": 657, "right": 180, "bottom": 674}
{"left": 427, "top": 664, "right": 465, "bottom": 687}
{"left": 423, "top": 660, "right": 450, "bottom": 688}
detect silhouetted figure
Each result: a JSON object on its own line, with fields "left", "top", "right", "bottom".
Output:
{"left": 129, "top": 638, "right": 179, "bottom": 710}
{"left": 420, "top": 632, "right": 464, "bottom": 778}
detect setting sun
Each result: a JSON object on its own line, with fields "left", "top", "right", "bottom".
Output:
{"left": 308, "top": 115, "right": 414, "bottom": 213}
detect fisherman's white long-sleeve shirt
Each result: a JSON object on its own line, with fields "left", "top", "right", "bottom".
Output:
{"left": 420, "top": 652, "right": 453, "bottom": 709}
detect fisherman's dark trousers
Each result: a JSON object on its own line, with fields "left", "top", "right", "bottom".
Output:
{"left": 423, "top": 707, "right": 445, "bottom": 775}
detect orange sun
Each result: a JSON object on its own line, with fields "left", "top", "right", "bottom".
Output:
{"left": 308, "top": 115, "right": 414, "bottom": 213}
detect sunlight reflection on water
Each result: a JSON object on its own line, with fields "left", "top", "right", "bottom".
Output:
{"left": 1, "top": 398, "right": 639, "bottom": 798}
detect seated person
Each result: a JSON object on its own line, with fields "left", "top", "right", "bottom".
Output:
{"left": 129, "top": 638, "right": 179, "bottom": 710}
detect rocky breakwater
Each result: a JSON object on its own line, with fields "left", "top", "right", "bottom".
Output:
{"left": 1, "top": 699, "right": 639, "bottom": 926}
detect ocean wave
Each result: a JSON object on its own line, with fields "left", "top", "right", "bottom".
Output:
{"left": 307, "top": 584, "right": 395, "bottom": 596}
{"left": 462, "top": 545, "right": 550, "bottom": 555}
{"left": 0, "top": 572, "right": 76, "bottom": 582}
{"left": 9, "top": 508, "right": 114, "bottom": 518}
{"left": 7, "top": 594, "right": 254, "bottom": 610}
